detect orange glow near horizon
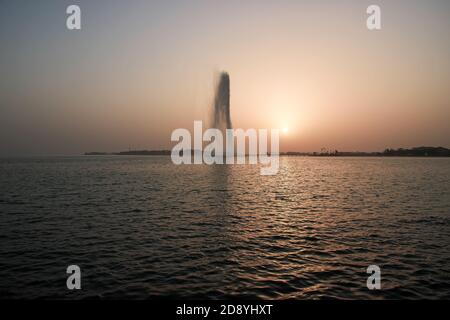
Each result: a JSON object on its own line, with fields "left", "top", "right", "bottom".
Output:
{"left": 0, "top": 1, "right": 449, "bottom": 155}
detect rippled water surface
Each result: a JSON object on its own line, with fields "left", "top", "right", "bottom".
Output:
{"left": 0, "top": 156, "right": 449, "bottom": 299}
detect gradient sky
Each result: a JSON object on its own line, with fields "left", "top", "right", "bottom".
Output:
{"left": 1, "top": 0, "right": 449, "bottom": 155}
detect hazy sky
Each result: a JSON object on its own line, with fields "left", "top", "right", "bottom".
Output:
{"left": 1, "top": 0, "right": 449, "bottom": 155}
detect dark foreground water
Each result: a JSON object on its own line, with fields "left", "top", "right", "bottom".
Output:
{"left": 0, "top": 156, "right": 449, "bottom": 299}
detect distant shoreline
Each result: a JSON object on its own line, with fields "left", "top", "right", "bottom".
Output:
{"left": 85, "top": 146, "right": 450, "bottom": 157}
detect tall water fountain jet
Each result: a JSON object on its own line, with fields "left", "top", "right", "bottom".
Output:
{"left": 213, "top": 72, "right": 232, "bottom": 132}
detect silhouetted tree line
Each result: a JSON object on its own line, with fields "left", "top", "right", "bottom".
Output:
{"left": 382, "top": 147, "right": 450, "bottom": 157}
{"left": 86, "top": 147, "right": 450, "bottom": 157}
